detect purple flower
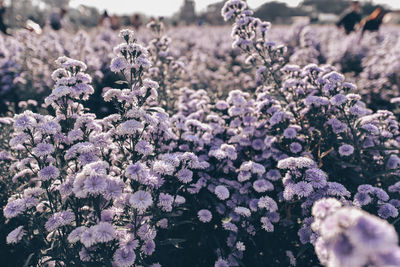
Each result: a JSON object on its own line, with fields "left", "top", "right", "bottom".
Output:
{"left": 4, "top": 199, "right": 25, "bottom": 218}
{"left": 374, "top": 248, "right": 400, "bottom": 266}
{"left": 387, "top": 155, "right": 400, "bottom": 169}
{"left": 294, "top": 181, "right": 313, "bottom": 197}
{"left": 324, "top": 71, "right": 344, "bottom": 83}
{"left": 40, "top": 121, "right": 61, "bottom": 135}
{"left": 197, "top": 209, "right": 212, "bottom": 223}
{"left": 215, "top": 100, "right": 229, "bottom": 110}
{"left": 79, "top": 152, "right": 98, "bottom": 165}
{"left": 373, "top": 188, "right": 389, "bottom": 201}
{"left": 39, "top": 166, "right": 59, "bottom": 181}
{"left": 33, "top": 143, "right": 54, "bottom": 157}
{"left": 177, "top": 168, "right": 193, "bottom": 183}
{"left": 104, "top": 177, "right": 124, "bottom": 200}
{"left": 68, "top": 226, "right": 87, "bottom": 244}
{"left": 81, "top": 226, "right": 97, "bottom": 247}
{"left": 378, "top": 203, "right": 399, "bottom": 219}
{"left": 305, "top": 168, "right": 327, "bottom": 188}
{"left": 158, "top": 193, "right": 174, "bottom": 212}
{"left": 142, "top": 240, "right": 156, "bottom": 255}
{"left": 215, "top": 185, "right": 230, "bottom": 200}
{"left": 135, "top": 140, "right": 153, "bottom": 155}
{"left": 354, "top": 192, "right": 372, "bottom": 206}
{"left": 260, "top": 217, "right": 274, "bottom": 232}
{"left": 153, "top": 160, "right": 175, "bottom": 175}
{"left": 110, "top": 57, "right": 129, "bottom": 72}
{"left": 113, "top": 248, "right": 136, "bottom": 267}
{"left": 215, "top": 258, "right": 229, "bottom": 267}
{"left": 6, "top": 226, "right": 26, "bottom": 244}
{"left": 305, "top": 96, "right": 329, "bottom": 107}
{"left": 328, "top": 118, "right": 347, "bottom": 134}
{"left": 45, "top": 211, "right": 74, "bottom": 232}
{"left": 252, "top": 138, "right": 264, "bottom": 150}
{"left": 330, "top": 94, "right": 347, "bottom": 106}
{"left": 290, "top": 142, "right": 302, "bottom": 154}
{"left": 84, "top": 175, "right": 107, "bottom": 195}
{"left": 330, "top": 234, "right": 362, "bottom": 266}
{"left": 349, "top": 215, "right": 398, "bottom": 252}
{"left": 258, "top": 196, "right": 278, "bottom": 212}
{"left": 94, "top": 222, "right": 115, "bottom": 243}
{"left": 328, "top": 182, "right": 350, "bottom": 197}
{"left": 338, "top": 144, "right": 354, "bottom": 157}
{"left": 312, "top": 198, "right": 342, "bottom": 219}
{"left": 253, "top": 179, "right": 274, "bottom": 192}
{"left": 298, "top": 226, "right": 312, "bottom": 244}
{"left": 119, "top": 233, "right": 139, "bottom": 251}
{"left": 129, "top": 190, "right": 153, "bottom": 211}
{"left": 283, "top": 127, "right": 297, "bottom": 139}
{"left": 266, "top": 169, "right": 281, "bottom": 181}
{"left": 277, "top": 157, "right": 315, "bottom": 170}
{"left": 358, "top": 184, "right": 373, "bottom": 193}
{"left": 349, "top": 105, "right": 366, "bottom": 117}
{"left": 14, "top": 113, "right": 35, "bottom": 131}
{"left": 234, "top": 206, "right": 251, "bottom": 217}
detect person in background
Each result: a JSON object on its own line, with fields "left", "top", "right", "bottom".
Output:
{"left": 131, "top": 14, "right": 142, "bottom": 31}
{"left": 0, "top": 0, "right": 10, "bottom": 35}
{"left": 25, "top": 19, "right": 42, "bottom": 35}
{"left": 49, "top": 8, "right": 67, "bottom": 31}
{"left": 99, "top": 10, "right": 113, "bottom": 28}
{"left": 110, "top": 15, "right": 121, "bottom": 31}
{"left": 361, "top": 7, "right": 387, "bottom": 36}
{"left": 99, "top": 10, "right": 109, "bottom": 25}
{"left": 336, "top": 1, "right": 362, "bottom": 35}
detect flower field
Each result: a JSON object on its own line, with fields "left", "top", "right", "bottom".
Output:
{"left": 1, "top": 1, "right": 400, "bottom": 266}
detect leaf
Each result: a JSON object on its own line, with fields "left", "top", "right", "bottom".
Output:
{"left": 173, "top": 220, "right": 195, "bottom": 227}
{"left": 147, "top": 108, "right": 160, "bottom": 113}
{"left": 159, "top": 238, "right": 186, "bottom": 247}
{"left": 221, "top": 217, "right": 232, "bottom": 223}
{"left": 296, "top": 244, "right": 310, "bottom": 258}
{"left": 114, "top": 80, "right": 128, "bottom": 85}
{"left": 23, "top": 253, "right": 35, "bottom": 267}
{"left": 320, "top": 147, "right": 334, "bottom": 159}
{"left": 164, "top": 212, "right": 183, "bottom": 218}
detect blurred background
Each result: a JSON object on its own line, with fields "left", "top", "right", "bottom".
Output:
{"left": 0, "top": 0, "right": 399, "bottom": 118}
{"left": 1, "top": 0, "right": 400, "bottom": 32}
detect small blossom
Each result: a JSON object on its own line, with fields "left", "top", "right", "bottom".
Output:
{"left": 198, "top": 209, "right": 212, "bottom": 223}
{"left": 215, "top": 185, "right": 230, "bottom": 200}
{"left": 338, "top": 144, "right": 354, "bottom": 156}
{"left": 6, "top": 226, "right": 26, "bottom": 244}
{"left": 129, "top": 190, "right": 153, "bottom": 211}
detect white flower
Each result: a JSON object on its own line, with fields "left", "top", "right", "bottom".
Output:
{"left": 236, "top": 241, "right": 246, "bottom": 251}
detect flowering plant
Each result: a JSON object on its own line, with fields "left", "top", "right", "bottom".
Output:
{"left": 2, "top": 1, "right": 400, "bottom": 266}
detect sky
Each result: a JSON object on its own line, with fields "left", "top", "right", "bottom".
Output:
{"left": 69, "top": 0, "right": 400, "bottom": 16}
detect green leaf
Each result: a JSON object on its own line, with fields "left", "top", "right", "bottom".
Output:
{"left": 173, "top": 220, "right": 195, "bottom": 227}
{"left": 159, "top": 238, "right": 186, "bottom": 247}
{"left": 23, "top": 253, "right": 35, "bottom": 267}
{"left": 115, "top": 80, "right": 128, "bottom": 85}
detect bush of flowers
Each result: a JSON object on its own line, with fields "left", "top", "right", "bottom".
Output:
{"left": 1, "top": 1, "right": 400, "bottom": 266}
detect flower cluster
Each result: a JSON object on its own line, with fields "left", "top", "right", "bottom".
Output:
{"left": 1, "top": 1, "right": 400, "bottom": 267}
{"left": 311, "top": 198, "right": 400, "bottom": 267}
